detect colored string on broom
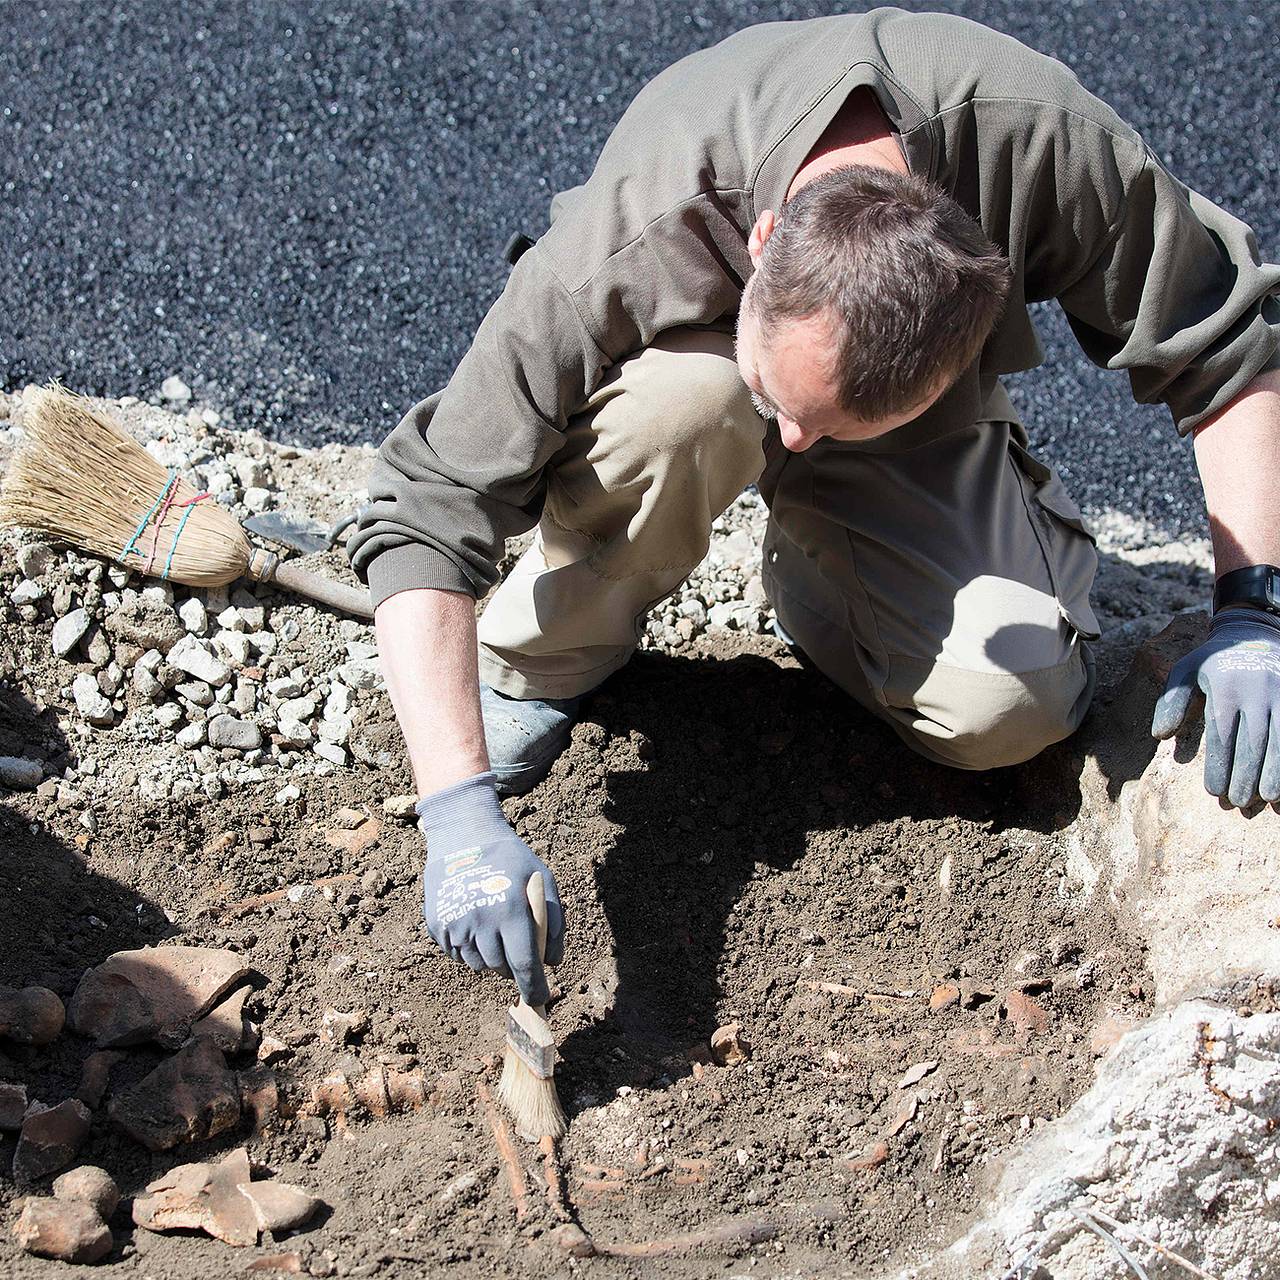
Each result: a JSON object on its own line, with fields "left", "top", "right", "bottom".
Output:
{"left": 119, "top": 469, "right": 212, "bottom": 580}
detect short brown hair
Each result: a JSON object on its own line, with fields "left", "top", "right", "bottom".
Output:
{"left": 748, "top": 165, "right": 1012, "bottom": 420}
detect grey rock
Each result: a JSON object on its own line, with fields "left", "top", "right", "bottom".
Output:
{"left": 51, "top": 607, "right": 92, "bottom": 657}
{"left": 85, "top": 627, "right": 113, "bottom": 668}
{"left": 168, "top": 635, "right": 231, "bottom": 687}
{"left": 72, "top": 673, "right": 114, "bottom": 725}
{"left": 276, "top": 718, "right": 313, "bottom": 747}
{"left": 177, "top": 597, "right": 208, "bottom": 633}
{"left": 234, "top": 457, "right": 269, "bottom": 487}
{"left": 175, "top": 679, "right": 214, "bottom": 706}
{"left": 278, "top": 696, "right": 316, "bottom": 722}
{"left": 319, "top": 713, "right": 352, "bottom": 745}
{"left": 154, "top": 703, "right": 184, "bottom": 730}
{"left": 175, "top": 721, "right": 207, "bottom": 749}
{"left": 214, "top": 629, "right": 251, "bottom": 667}
{"left": 246, "top": 629, "right": 277, "bottom": 657}
{"left": 160, "top": 374, "right": 192, "bottom": 403}
{"left": 207, "top": 715, "right": 262, "bottom": 752}
{"left": 314, "top": 742, "right": 347, "bottom": 766}
{"left": 11, "top": 579, "right": 47, "bottom": 606}
{"left": 335, "top": 657, "right": 381, "bottom": 689}
{"left": 16, "top": 543, "right": 55, "bottom": 578}
{"left": 0, "top": 756, "right": 43, "bottom": 789}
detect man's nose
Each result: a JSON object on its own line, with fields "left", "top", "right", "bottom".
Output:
{"left": 779, "top": 417, "right": 820, "bottom": 452}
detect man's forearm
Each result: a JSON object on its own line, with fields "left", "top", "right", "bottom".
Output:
{"left": 1194, "top": 368, "right": 1280, "bottom": 575}
{"left": 375, "top": 588, "right": 489, "bottom": 797}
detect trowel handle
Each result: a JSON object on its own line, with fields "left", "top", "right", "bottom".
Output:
{"left": 526, "top": 872, "right": 548, "bottom": 965}
{"left": 244, "top": 548, "right": 374, "bottom": 619}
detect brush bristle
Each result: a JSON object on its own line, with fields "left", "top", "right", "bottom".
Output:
{"left": 0, "top": 384, "right": 250, "bottom": 587}
{"left": 499, "top": 1044, "right": 567, "bottom": 1141}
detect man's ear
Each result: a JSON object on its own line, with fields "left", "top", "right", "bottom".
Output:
{"left": 747, "top": 210, "right": 776, "bottom": 266}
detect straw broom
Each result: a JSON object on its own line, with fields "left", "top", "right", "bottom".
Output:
{"left": 0, "top": 385, "right": 372, "bottom": 618}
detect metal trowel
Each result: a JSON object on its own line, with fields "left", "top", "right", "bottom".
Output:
{"left": 243, "top": 508, "right": 363, "bottom": 555}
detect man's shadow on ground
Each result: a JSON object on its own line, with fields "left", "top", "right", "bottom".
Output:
{"left": 555, "top": 642, "right": 1093, "bottom": 1098}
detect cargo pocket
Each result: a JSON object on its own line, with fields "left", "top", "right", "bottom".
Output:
{"left": 1008, "top": 440, "right": 1101, "bottom": 641}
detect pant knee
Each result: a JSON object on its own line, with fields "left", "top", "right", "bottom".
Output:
{"left": 900, "top": 647, "right": 1095, "bottom": 771}
{"left": 592, "top": 329, "right": 763, "bottom": 469}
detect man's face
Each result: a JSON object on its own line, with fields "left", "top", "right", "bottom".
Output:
{"left": 735, "top": 280, "right": 947, "bottom": 452}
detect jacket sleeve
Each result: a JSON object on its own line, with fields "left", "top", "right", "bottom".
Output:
{"left": 348, "top": 245, "right": 610, "bottom": 607}
{"left": 1056, "top": 145, "right": 1280, "bottom": 435}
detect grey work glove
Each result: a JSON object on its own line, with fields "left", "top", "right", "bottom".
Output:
{"left": 417, "top": 771, "right": 565, "bottom": 1006}
{"left": 1151, "top": 608, "right": 1280, "bottom": 807}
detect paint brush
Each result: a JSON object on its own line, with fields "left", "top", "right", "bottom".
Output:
{"left": 498, "top": 872, "right": 566, "bottom": 1140}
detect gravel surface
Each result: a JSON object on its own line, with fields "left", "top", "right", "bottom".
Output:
{"left": 2, "top": 1, "right": 1277, "bottom": 539}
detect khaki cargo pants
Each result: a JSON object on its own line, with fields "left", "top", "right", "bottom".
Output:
{"left": 477, "top": 326, "right": 1098, "bottom": 771}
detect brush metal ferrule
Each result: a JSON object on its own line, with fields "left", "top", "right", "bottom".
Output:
{"left": 507, "top": 1003, "right": 556, "bottom": 1079}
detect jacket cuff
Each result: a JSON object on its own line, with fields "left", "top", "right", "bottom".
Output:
{"left": 363, "top": 543, "right": 479, "bottom": 611}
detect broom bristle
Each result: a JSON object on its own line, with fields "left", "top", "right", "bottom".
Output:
{"left": 0, "top": 384, "right": 250, "bottom": 587}
{"left": 499, "top": 1042, "right": 567, "bottom": 1140}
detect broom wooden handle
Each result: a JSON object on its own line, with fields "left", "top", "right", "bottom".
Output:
{"left": 245, "top": 549, "right": 374, "bottom": 619}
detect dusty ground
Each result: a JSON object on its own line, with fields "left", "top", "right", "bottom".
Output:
{"left": 0, "top": 391, "right": 1217, "bottom": 1277}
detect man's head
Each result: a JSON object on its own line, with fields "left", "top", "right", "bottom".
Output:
{"left": 736, "top": 164, "right": 1012, "bottom": 450}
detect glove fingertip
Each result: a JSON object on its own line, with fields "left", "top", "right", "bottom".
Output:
{"left": 1151, "top": 685, "right": 1192, "bottom": 740}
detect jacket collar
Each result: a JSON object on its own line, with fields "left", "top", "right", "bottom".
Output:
{"left": 750, "top": 62, "right": 935, "bottom": 223}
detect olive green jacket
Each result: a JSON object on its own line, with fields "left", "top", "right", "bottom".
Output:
{"left": 351, "top": 7, "right": 1280, "bottom": 605}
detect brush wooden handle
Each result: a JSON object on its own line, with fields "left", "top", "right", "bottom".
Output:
{"left": 245, "top": 549, "right": 374, "bottom": 619}
{"left": 526, "top": 872, "right": 548, "bottom": 969}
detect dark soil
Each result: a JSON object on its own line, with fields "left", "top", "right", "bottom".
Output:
{"left": 0, "top": 626, "right": 1152, "bottom": 1278}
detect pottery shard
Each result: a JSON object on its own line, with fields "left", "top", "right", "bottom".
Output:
{"left": 0, "top": 984, "right": 66, "bottom": 1045}
{"left": 1004, "top": 990, "right": 1050, "bottom": 1040}
{"left": 53, "top": 1166, "right": 121, "bottom": 1220}
{"left": 14, "top": 1098, "right": 93, "bottom": 1182}
{"left": 0, "top": 1079, "right": 29, "bottom": 1129}
{"left": 841, "top": 1139, "right": 890, "bottom": 1171}
{"left": 132, "top": 1146, "right": 318, "bottom": 1247}
{"left": 109, "top": 1037, "right": 241, "bottom": 1151}
{"left": 69, "top": 945, "right": 252, "bottom": 1048}
{"left": 76, "top": 1049, "right": 126, "bottom": 1109}
{"left": 239, "top": 1180, "right": 320, "bottom": 1233}
{"left": 133, "top": 1146, "right": 259, "bottom": 1246}
{"left": 238, "top": 1065, "right": 279, "bottom": 1133}
{"left": 190, "top": 983, "right": 253, "bottom": 1053}
{"left": 929, "top": 983, "right": 961, "bottom": 1011}
{"left": 709, "top": 1022, "right": 751, "bottom": 1066}
{"left": 13, "top": 1196, "right": 112, "bottom": 1264}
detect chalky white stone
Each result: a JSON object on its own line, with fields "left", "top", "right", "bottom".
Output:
{"left": 168, "top": 635, "right": 231, "bottom": 687}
